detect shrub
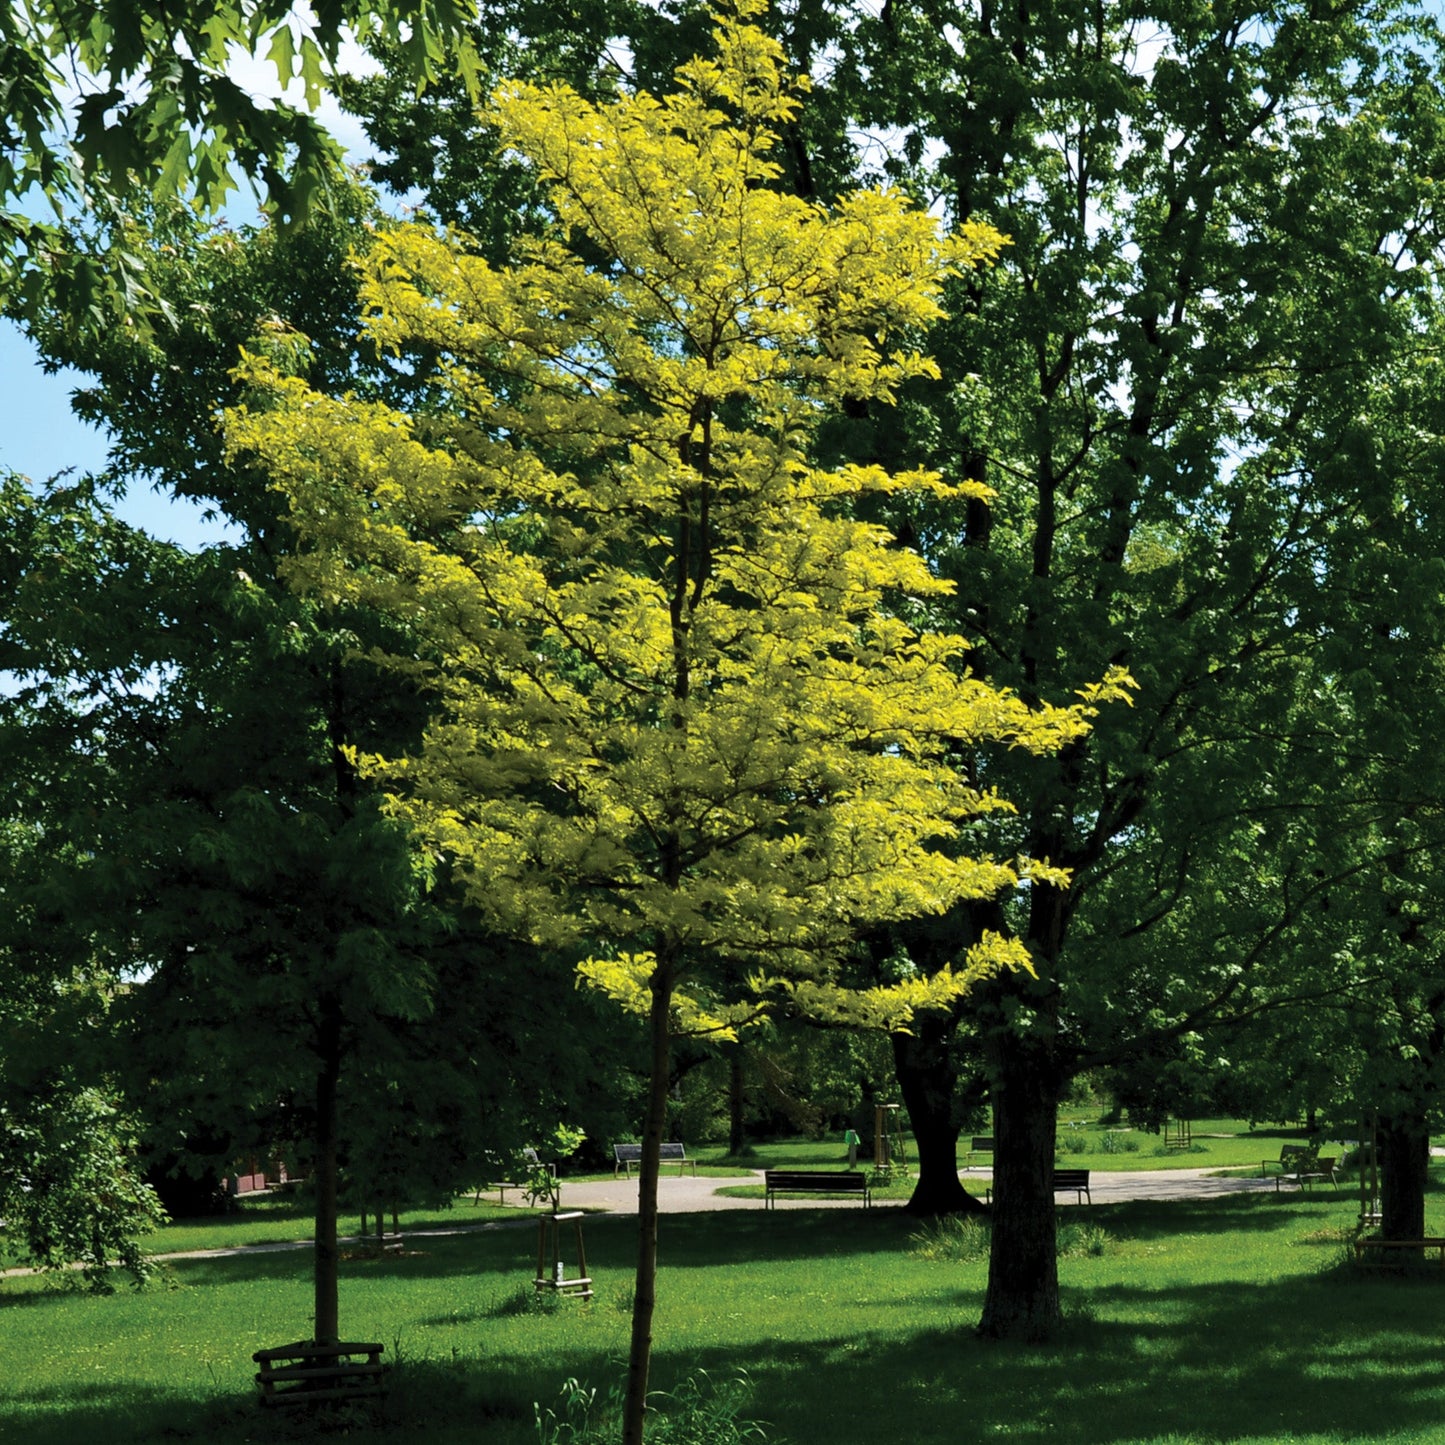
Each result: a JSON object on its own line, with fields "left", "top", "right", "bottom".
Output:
{"left": 1099, "top": 1130, "right": 1140, "bottom": 1155}
{"left": 0, "top": 1086, "right": 165, "bottom": 1291}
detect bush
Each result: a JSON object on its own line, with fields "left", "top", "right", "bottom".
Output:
{"left": 1099, "top": 1130, "right": 1140, "bottom": 1155}
{"left": 0, "top": 1086, "right": 165, "bottom": 1291}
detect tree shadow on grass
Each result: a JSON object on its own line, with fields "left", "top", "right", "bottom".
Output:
{"left": 1093, "top": 1190, "right": 1349, "bottom": 1240}
{"left": 16, "top": 1217, "right": 1445, "bottom": 1445}
{"left": 0, "top": 1382, "right": 266, "bottom": 1445}
{"left": 167, "top": 1207, "right": 921, "bottom": 1292}
{"left": 735, "top": 1271, "right": 1445, "bottom": 1445}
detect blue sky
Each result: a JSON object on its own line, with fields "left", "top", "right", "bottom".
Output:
{"left": 0, "top": 319, "right": 235, "bottom": 548}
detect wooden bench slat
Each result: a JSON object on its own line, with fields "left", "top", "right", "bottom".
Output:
{"left": 260, "top": 1383, "right": 387, "bottom": 1408}
{"left": 1355, "top": 1237, "right": 1445, "bottom": 1267}
{"left": 260, "top": 1363, "right": 386, "bottom": 1383}
{"left": 763, "top": 1169, "right": 871, "bottom": 1208}
{"left": 1274, "top": 1156, "right": 1338, "bottom": 1192}
{"left": 253, "top": 1341, "right": 383, "bottom": 1362}
{"left": 613, "top": 1142, "right": 697, "bottom": 1176}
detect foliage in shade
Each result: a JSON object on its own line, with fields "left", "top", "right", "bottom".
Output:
{"left": 3, "top": 191, "right": 641, "bottom": 1343}
{"left": 0, "top": 1085, "right": 165, "bottom": 1291}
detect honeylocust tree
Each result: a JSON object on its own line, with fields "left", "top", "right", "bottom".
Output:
{"left": 228, "top": 9, "right": 1127, "bottom": 1436}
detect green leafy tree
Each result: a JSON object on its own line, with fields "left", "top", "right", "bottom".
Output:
{"left": 6, "top": 192, "right": 630, "bottom": 1345}
{"left": 791, "top": 0, "right": 1445, "bottom": 1339}
{"left": 1, "top": 0, "right": 481, "bottom": 324}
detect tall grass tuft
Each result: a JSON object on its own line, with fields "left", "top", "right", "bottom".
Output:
{"left": 1057, "top": 1222, "right": 1113, "bottom": 1258}
{"left": 535, "top": 1370, "right": 773, "bottom": 1444}
{"left": 908, "top": 1214, "right": 990, "bottom": 1263}
{"left": 535, "top": 1376, "right": 611, "bottom": 1444}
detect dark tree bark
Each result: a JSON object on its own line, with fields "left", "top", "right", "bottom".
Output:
{"left": 894, "top": 1019, "right": 987, "bottom": 1216}
{"left": 622, "top": 967, "right": 675, "bottom": 1445}
{"left": 728, "top": 1044, "right": 746, "bottom": 1156}
{"left": 977, "top": 1018, "right": 1063, "bottom": 1341}
{"left": 313, "top": 992, "right": 344, "bottom": 1345}
{"left": 1379, "top": 1111, "right": 1430, "bottom": 1246}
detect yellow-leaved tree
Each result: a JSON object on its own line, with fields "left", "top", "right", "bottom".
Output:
{"left": 227, "top": 6, "right": 1128, "bottom": 1436}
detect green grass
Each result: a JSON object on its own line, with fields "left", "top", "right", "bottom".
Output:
{"left": 1047, "top": 1117, "right": 1320, "bottom": 1173}
{"left": 689, "top": 1118, "right": 1366, "bottom": 1179}
{"left": 143, "top": 1193, "right": 527, "bottom": 1257}
{"left": 9, "top": 1184, "right": 1445, "bottom": 1444}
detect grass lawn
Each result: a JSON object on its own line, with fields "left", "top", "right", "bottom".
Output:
{"left": 7, "top": 1179, "right": 1445, "bottom": 1444}
{"left": 138, "top": 1194, "right": 528, "bottom": 1258}
{"left": 688, "top": 1119, "right": 1379, "bottom": 1198}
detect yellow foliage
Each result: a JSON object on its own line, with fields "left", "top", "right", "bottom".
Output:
{"left": 226, "top": 5, "right": 1127, "bottom": 1040}
{"left": 577, "top": 953, "right": 755, "bottom": 1041}
{"left": 757, "top": 932, "right": 1038, "bottom": 1031}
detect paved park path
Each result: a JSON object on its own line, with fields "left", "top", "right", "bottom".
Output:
{"left": 544, "top": 1165, "right": 1284, "bottom": 1215}
{"left": 0, "top": 1165, "right": 1294, "bottom": 1276}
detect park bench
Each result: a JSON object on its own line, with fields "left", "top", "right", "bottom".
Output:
{"left": 965, "top": 1135, "right": 994, "bottom": 1168}
{"left": 1354, "top": 1236, "right": 1445, "bottom": 1269}
{"left": 475, "top": 1147, "right": 553, "bottom": 1205}
{"left": 253, "top": 1340, "right": 387, "bottom": 1408}
{"left": 764, "top": 1169, "right": 872, "bottom": 1208}
{"left": 613, "top": 1142, "right": 697, "bottom": 1177}
{"left": 1260, "top": 1144, "right": 1313, "bottom": 1178}
{"left": 1274, "top": 1155, "right": 1338, "bottom": 1193}
{"left": 982, "top": 1169, "right": 1092, "bottom": 1206}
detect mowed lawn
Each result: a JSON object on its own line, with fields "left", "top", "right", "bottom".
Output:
{"left": 6, "top": 1177, "right": 1445, "bottom": 1445}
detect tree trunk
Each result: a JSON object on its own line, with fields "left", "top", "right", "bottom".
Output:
{"left": 893, "top": 1020, "right": 986, "bottom": 1217}
{"left": 728, "top": 1044, "right": 746, "bottom": 1156}
{"left": 622, "top": 971, "right": 674, "bottom": 1445}
{"left": 977, "top": 1025, "right": 1062, "bottom": 1342}
{"left": 1379, "top": 1111, "right": 1430, "bottom": 1245}
{"left": 313, "top": 993, "right": 343, "bottom": 1345}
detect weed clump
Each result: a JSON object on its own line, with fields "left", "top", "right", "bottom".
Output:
{"left": 534, "top": 1370, "right": 772, "bottom": 1444}
{"left": 1058, "top": 1223, "right": 1113, "bottom": 1258}
{"left": 908, "top": 1214, "right": 990, "bottom": 1263}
